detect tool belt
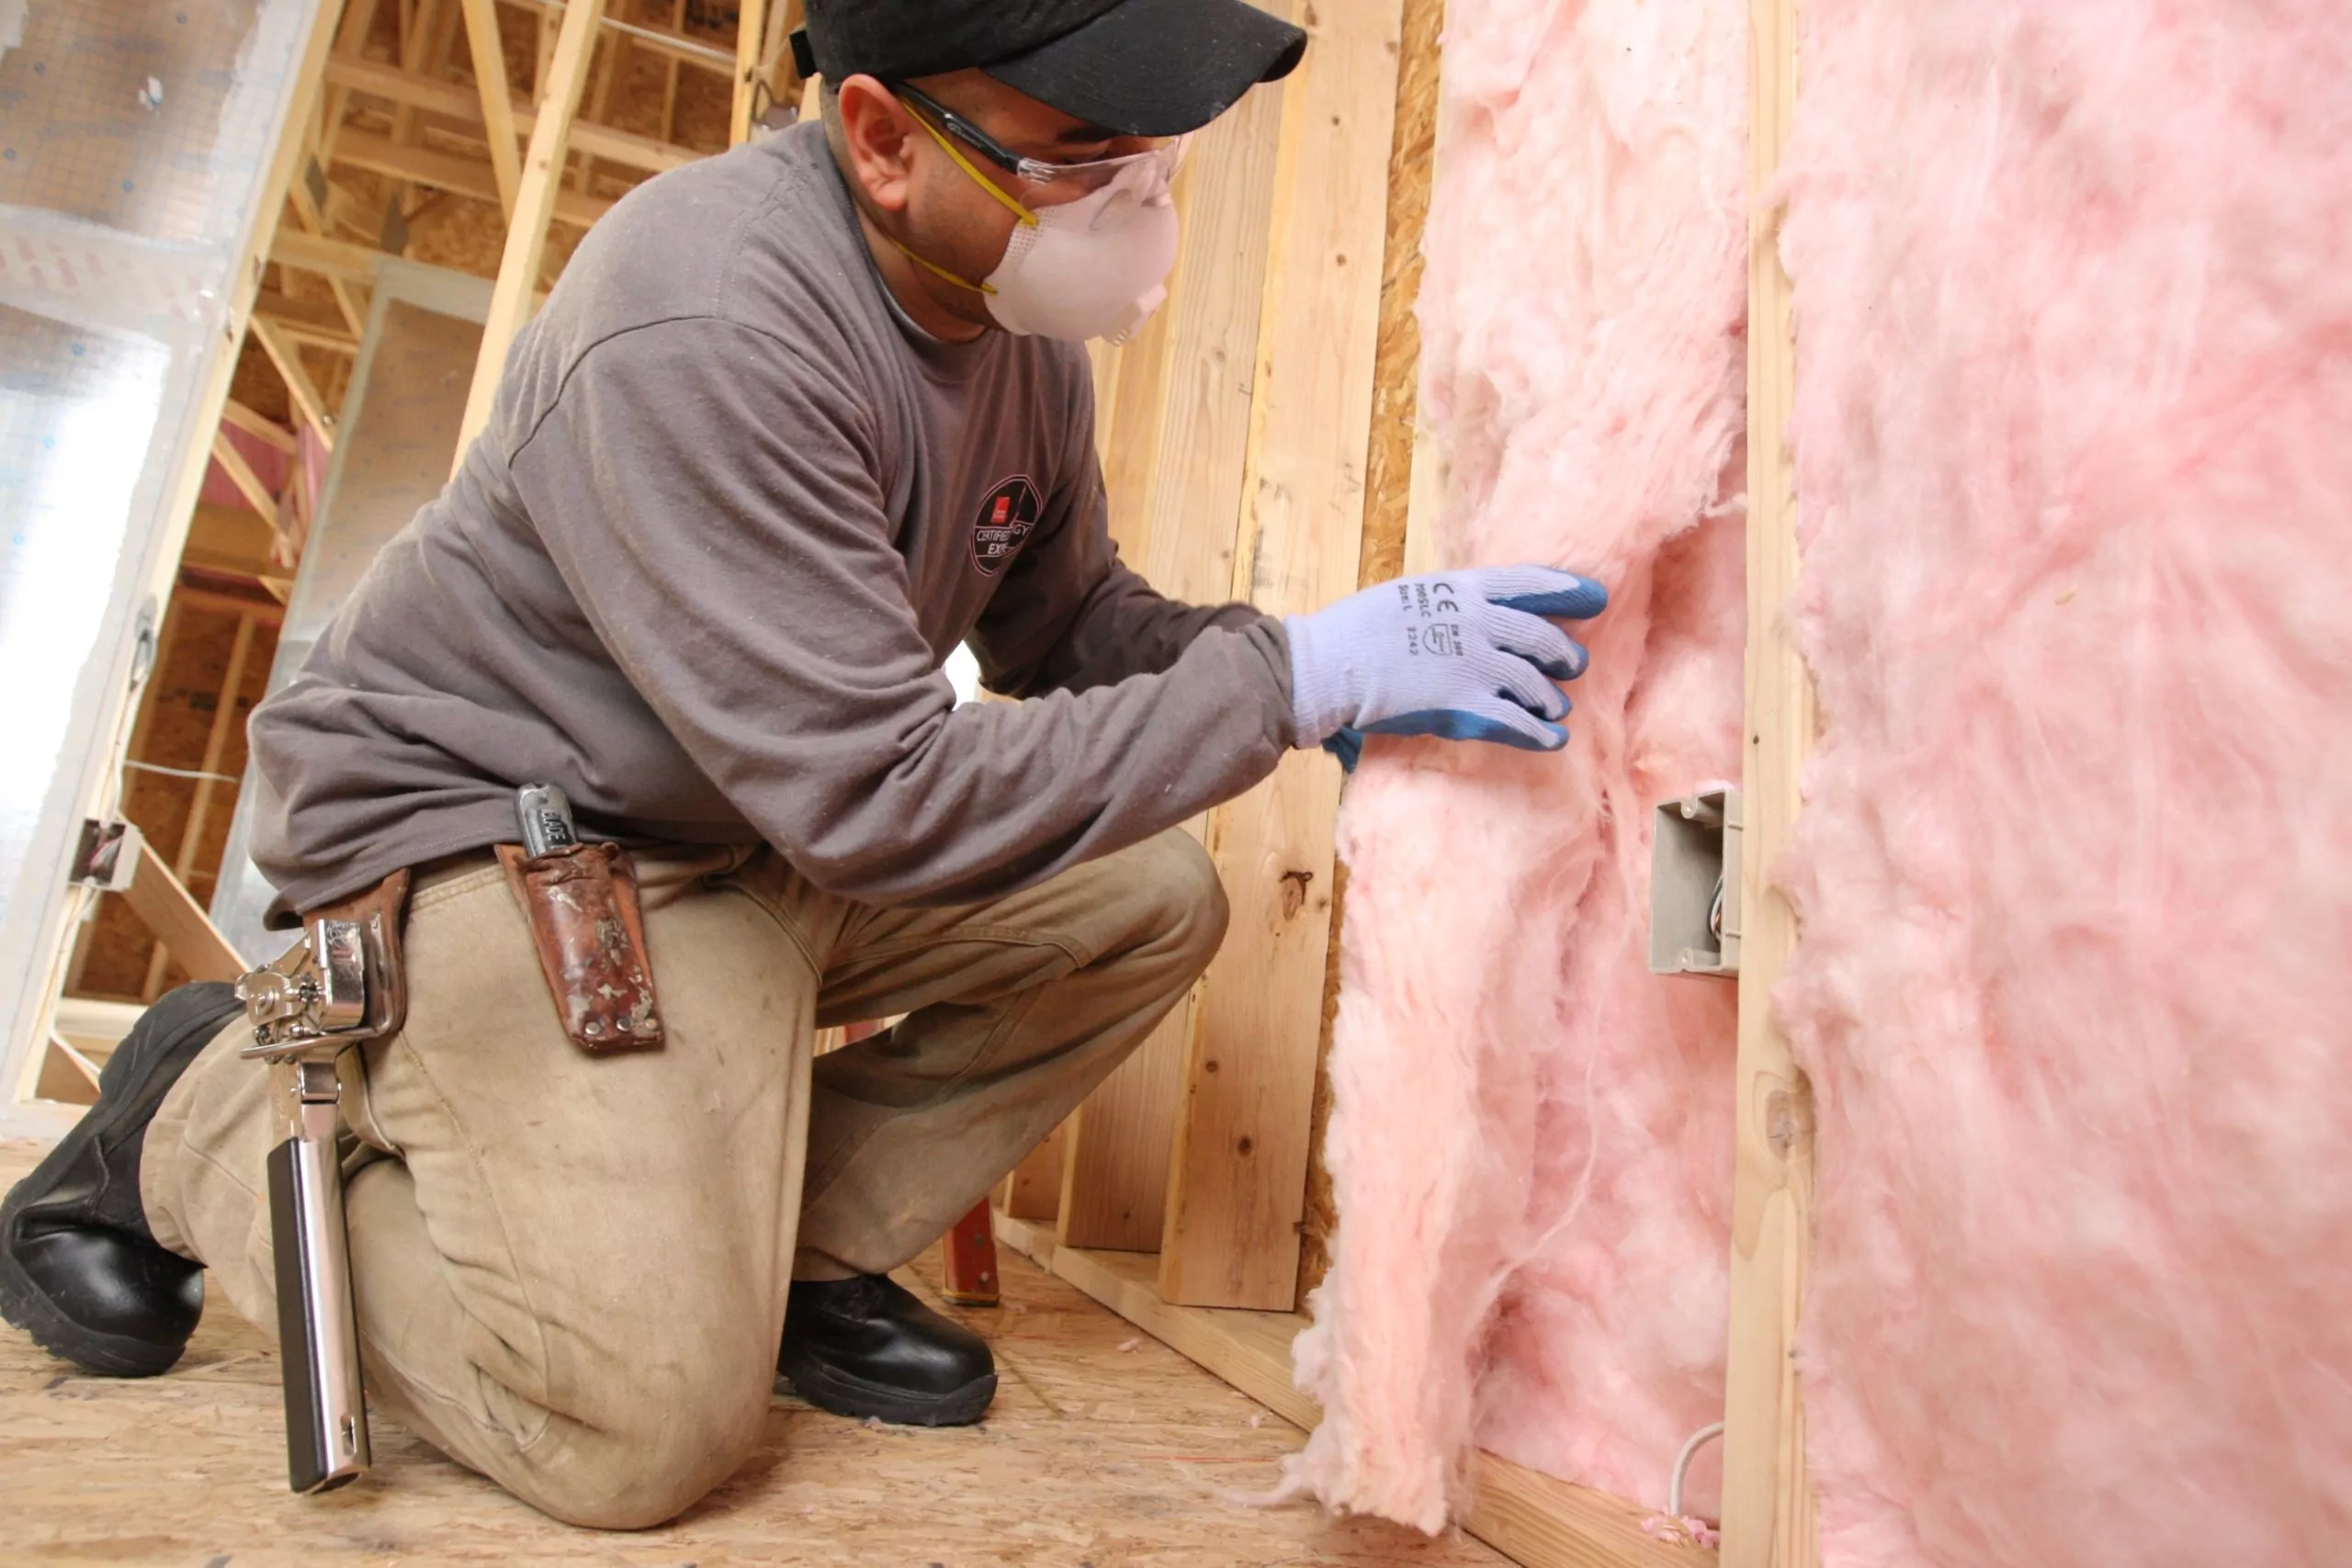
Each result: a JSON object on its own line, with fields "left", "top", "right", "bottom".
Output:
{"left": 247, "top": 843, "right": 663, "bottom": 1059}
{"left": 229, "top": 791, "right": 661, "bottom": 1500}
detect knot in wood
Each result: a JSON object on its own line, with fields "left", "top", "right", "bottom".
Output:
{"left": 1764, "top": 1082, "right": 1815, "bottom": 1158}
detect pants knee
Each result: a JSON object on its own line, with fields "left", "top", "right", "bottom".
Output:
{"left": 1132, "top": 829, "right": 1229, "bottom": 970}
{"left": 498, "top": 1382, "right": 766, "bottom": 1530}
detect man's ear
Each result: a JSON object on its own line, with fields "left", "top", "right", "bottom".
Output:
{"left": 836, "top": 74, "right": 918, "bottom": 214}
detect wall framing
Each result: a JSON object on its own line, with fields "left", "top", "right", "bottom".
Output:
{"left": 1028, "top": 3, "right": 1824, "bottom": 1564}
{"left": 1718, "top": 0, "right": 1816, "bottom": 1562}
{"left": 6, "top": 0, "right": 1824, "bottom": 1555}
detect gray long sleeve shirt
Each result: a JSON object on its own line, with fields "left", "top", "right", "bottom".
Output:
{"left": 246, "top": 122, "right": 1294, "bottom": 919}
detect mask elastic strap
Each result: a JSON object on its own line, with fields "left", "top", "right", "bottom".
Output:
{"left": 876, "top": 224, "right": 996, "bottom": 296}
{"left": 903, "top": 102, "right": 1039, "bottom": 229}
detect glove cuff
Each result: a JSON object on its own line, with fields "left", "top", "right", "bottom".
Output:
{"left": 1282, "top": 612, "right": 1349, "bottom": 749}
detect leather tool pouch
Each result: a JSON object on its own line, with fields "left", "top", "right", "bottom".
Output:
{"left": 495, "top": 840, "right": 665, "bottom": 1055}
{"left": 299, "top": 868, "right": 413, "bottom": 1042}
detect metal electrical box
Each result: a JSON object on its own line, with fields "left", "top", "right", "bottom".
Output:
{"left": 1649, "top": 788, "right": 1742, "bottom": 977}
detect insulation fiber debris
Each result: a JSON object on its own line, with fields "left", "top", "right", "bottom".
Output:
{"left": 1778, "top": 4, "right": 2352, "bottom": 1563}
{"left": 1288, "top": 0, "right": 1748, "bottom": 1531}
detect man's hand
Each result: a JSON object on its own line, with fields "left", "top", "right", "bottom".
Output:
{"left": 1283, "top": 566, "right": 1609, "bottom": 766}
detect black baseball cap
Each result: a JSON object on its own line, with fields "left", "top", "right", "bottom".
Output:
{"left": 794, "top": 0, "right": 1308, "bottom": 139}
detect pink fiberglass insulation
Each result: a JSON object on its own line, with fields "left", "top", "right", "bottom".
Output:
{"left": 1777, "top": 4, "right": 2352, "bottom": 1564}
{"left": 1287, "top": 0, "right": 1748, "bottom": 1532}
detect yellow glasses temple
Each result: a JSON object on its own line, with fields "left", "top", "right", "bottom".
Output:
{"left": 907, "top": 107, "right": 1038, "bottom": 228}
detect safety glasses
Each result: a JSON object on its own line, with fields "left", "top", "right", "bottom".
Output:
{"left": 890, "top": 82, "right": 1191, "bottom": 201}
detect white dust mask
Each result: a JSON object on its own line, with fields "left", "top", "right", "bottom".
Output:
{"left": 898, "top": 102, "right": 1183, "bottom": 344}
{"left": 980, "top": 173, "right": 1179, "bottom": 344}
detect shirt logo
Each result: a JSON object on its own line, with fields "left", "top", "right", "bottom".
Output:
{"left": 969, "top": 475, "right": 1041, "bottom": 578}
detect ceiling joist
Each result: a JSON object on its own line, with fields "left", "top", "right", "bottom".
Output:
{"left": 326, "top": 56, "right": 698, "bottom": 179}
{"left": 334, "top": 127, "right": 615, "bottom": 227}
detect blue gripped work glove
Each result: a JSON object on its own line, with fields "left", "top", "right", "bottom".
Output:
{"left": 1283, "top": 566, "right": 1610, "bottom": 771}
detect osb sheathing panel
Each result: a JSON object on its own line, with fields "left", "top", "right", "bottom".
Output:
{"left": 1354, "top": 0, "right": 1444, "bottom": 592}
{"left": 229, "top": 334, "right": 296, "bottom": 425}
{"left": 1297, "top": 0, "right": 1443, "bottom": 1308}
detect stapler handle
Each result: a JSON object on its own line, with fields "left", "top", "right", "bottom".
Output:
{"left": 265, "top": 1058, "right": 370, "bottom": 1495}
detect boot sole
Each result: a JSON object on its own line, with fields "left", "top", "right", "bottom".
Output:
{"left": 776, "top": 1341, "right": 998, "bottom": 1427}
{"left": 0, "top": 983, "right": 242, "bottom": 1378}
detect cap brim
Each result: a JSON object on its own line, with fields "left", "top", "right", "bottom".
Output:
{"left": 982, "top": 0, "right": 1307, "bottom": 139}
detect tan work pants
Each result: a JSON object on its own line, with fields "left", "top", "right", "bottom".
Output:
{"left": 142, "top": 830, "right": 1226, "bottom": 1529}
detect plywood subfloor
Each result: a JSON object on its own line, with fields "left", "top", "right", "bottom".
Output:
{"left": 0, "top": 1141, "right": 1506, "bottom": 1567}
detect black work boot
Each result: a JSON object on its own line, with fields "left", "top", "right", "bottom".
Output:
{"left": 777, "top": 1273, "right": 997, "bottom": 1427}
{"left": 0, "top": 982, "right": 243, "bottom": 1377}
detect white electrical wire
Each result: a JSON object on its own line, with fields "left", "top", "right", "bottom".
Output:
{"left": 121, "top": 760, "right": 242, "bottom": 786}
{"left": 1668, "top": 1420, "right": 1725, "bottom": 1520}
